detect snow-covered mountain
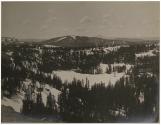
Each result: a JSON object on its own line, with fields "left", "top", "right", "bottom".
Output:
{"left": 2, "top": 35, "right": 159, "bottom": 47}
{"left": 41, "top": 35, "right": 124, "bottom": 47}
{"left": 41, "top": 35, "right": 159, "bottom": 47}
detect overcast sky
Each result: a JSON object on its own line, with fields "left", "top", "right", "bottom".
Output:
{"left": 2, "top": 2, "right": 160, "bottom": 39}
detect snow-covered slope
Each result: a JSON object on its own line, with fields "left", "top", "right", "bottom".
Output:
{"left": 52, "top": 63, "right": 132, "bottom": 87}
{"left": 41, "top": 36, "right": 126, "bottom": 47}
{"left": 1, "top": 79, "right": 61, "bottom": 113}
{"left": 53, "top": 71, "right": 124, "bottom": 87}
{"left": 2, "top": 93, "right": 24, "bottom": 112}
{"left": 135, "top": 50, "right": 156, "bottom": 58}
{"left": 41, "top": 84, "right": 61, "bottom": 106}
{"left": 100, "top": 63, "right": 132, "bottom": 73}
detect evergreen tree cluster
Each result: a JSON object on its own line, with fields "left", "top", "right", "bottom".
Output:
{"left": 2, "top": 42, "right": 159, "bottom": 122}
{"left": 58, "top": 70, "right": 158, "bottom": 122}
{"left": 22, "top": 88, "right": 57, "bottom": 116}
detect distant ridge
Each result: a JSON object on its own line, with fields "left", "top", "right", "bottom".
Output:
{"left": 2, "top": 35, "right": 159, "bottom": 47}
{"left": 41, "top": 35, "right": 159, "bottom": 47}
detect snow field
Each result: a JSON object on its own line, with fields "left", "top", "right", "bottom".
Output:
{"left": 2, "top": 79, "right": 61, "bottom": 113}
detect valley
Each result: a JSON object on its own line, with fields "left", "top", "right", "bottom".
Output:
{"left": 1, "top": 36, "right": 159, "bottom": 122}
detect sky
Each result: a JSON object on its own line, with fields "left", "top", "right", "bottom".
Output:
{"left": 2, "top": 2, "right": 160, "bottom": 39}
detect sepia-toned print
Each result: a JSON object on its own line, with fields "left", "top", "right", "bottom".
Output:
{"left": 1, "top": 1, "right": 159, "bottom": 123}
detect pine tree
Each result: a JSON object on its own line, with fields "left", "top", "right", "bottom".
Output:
{"left": 46, "top": 92, "right": 57, "bottom": 114}
{"left": 36, "top": 92, "right": 45, "bottom": 114}
{"left": 22, "top": 85, "right": 33, "bottom": 114}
